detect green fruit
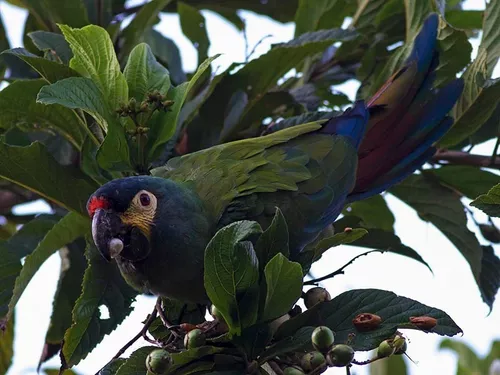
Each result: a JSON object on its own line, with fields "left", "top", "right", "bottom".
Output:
{"left": 394, "top": 338, "right": 408, "bottom": 355}
{"left": 329, "top": 344, "right": 355, "bottom": 367}
{"left": 284, "top": 366, "right": 306, "bottom": 375}
{"left": 304, "top": 287, "right": 331, "bottom": 309}
{"left": 210, "top": 305, "right": 225, "bottom": 322}
{"left": 145, "top": 349, "right": 172, "bottom": 375}
{"left": 184, "top": 328, "right": 206, "bottom": 349}
{"left": 300, "top": 351, "right": 326, "bottom": 372}
{"left": 377, "top": 340, "right": 395, "bottom": 358}
{"left": 312, "top": 326, "right": 335, "bottom": 352}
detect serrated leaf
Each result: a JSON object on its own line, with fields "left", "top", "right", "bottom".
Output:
{"left": 29, "top": 31, "right": 73, "bottom": 64}
{"left": 146, "top": 55, "right": 219, "bottom": 162}
{"left": 471, "top": 183, "right": 500, "bottom": 217}
{"left": 115, "top": 346, "right": 157, "bottom": 375}
{"left": 391, "top": 175, "right": 484, "bottom": 290}
{"left": 261, "top": 253, "right": 302, "bottom": 322}
{"left": 478, "top": 246, "right": 500, "bottom": 311}
{"left": 0, "top": 313, "right": 13, "bottom": 374}
{"left": 255, "top": 208, "right": 290, "bottom": 271}
{"left": 204, "top": 221, "right": 261, "bottom": 335}
{"left": 275, "top": 289, "right": 462, "bottom": 351}
{"left": 2, "top": 48, "right": 79, "bottom": 83}
{"left": 98, "top": 359, "right": 126, "bottom": 375}
{"left": 178, "top": 1, "right": 209, "bottom": 65}
{"left": 144, "top": 29, "right": 186, "bottom": 84}
{"left": 40, "top": 239, "right": 87, "bottom": 365}
{"left": 259, "top": 326, "right": 314, "bottom": 362}
{"left": 0, "top": 215, "right": 59, "bottom": 319}
{"left": 120, "top": 0, "right": 172, "bottom": 58}
{"left": 59, "top": 24, "right": 128, "bottom": 111}
{"left": 4, "top": 212, "right": 88, "bottom": 325}
{"left": 431, "top": 166, "right": 500, "bottom": 200}
{"left": 62, "top": 239, "right": 137, "bottom": 367}
{"left": 0, "top": 141, "right": 98, "bottom": 214}
{"left": 0, "top": 79, "right": 85, "bottom": 149}
{"left": 345, "top": 195, "right": 395, "bottom": 232}
{"left": 124, "top": 43, "right": 171, "bottom": 101}
{"left": 440, "top": 0, "right": 500, "bottom": 147}
{"left": 332, "top": 216, "right": 431, "bottom": 270}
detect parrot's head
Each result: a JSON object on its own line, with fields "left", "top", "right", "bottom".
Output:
{"left": 87, "top": 176, "right": 167, "bottom": 262}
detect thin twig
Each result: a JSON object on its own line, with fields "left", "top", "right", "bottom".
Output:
{"left": 304, "top": 250, "right": 384, "bottom": 285}
{"left": 490, "top": 137, "right": 500, "bottom": 165}
{"left": 155, "top": 297, "right": 182, "bottom": 338}
{"left": 346, "top": 365, "right": 352, "bottom": 375}
{"left": 432, "top": 150, "right": 500, "bottom": 169}
{"left": 246, "top": 34, "right": 273, "bottom": 61}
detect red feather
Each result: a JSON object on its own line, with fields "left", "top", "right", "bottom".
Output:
{"left": 87, "top": 196, "right": 110, "bottom": 217}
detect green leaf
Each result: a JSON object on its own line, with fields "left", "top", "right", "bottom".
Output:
{"left": 440, "top": 0, "right": 500, "bottom": 147}
{"left": 478, "top": 246, "right": 500, "bottom": 312}
{"left": 439, "top": 339, "right": 482, "bottom": 373}
{"left": 29, "top": 31, "right": 73, "bottom": 64}
{"left": 146, "top": 55, "right": 219, "bottom": 162}
{"left": 4, "top": 212, "right": 88, "bottom": 325}
{"left": 345, "top": 195, "right": 395, "bottom": 232}
{"left": 0, "top": 314, "right": 13, "bottom": 374}
{"left": 369, "top": 353, "right": 408, "bottom": 375}
{"left": 41, "top": 0, "right": 89, "bottom": 27}
{"left": 178, "top": 1, "right": 209, "bottom": 65}
{"left": 332, "top": 216, "right": 431, "bottom": 270}
{"left": 255, "top": 208, "right": 290, "bottom": 271}
{"left": 0, "top": 215, "right": 59, "bottom": 319}
{"left": 0, "top": 141, "right": 98, "bottom": 214}
{"left": 62, "top": 239, "right": 137, "bottom": 367}
{"left": 431, "top": 166, "right": 500, "bottom": 200}
{"left": 391, "top": 175, "right": 484, "bottom": 291}
{"left": 194, "top": 28, "right": 357, "bottom": 148}
{"left": 40, "top": 239, "right": 87, "bottom": 366}
{"left": 120, "top": 0, "right": 172, "bottom": 58}
{"left": 204, "top": 221, "right": 261, "bottom": 335}
{"left": 294, "top": 0, "right": 344, "bottom": 37}
{"left": 144, "top": 29, "right": 186, "bottom": 84}
{"left": 98, "top": 359, "right": 125, "bottom": 375}
{"left": 59, "top": 24, "right": 128, "bottom": 111}
{"left": 124, "top": 43, "right": 171, "bottom": 101}
{"left": 0, "top": 79, "right": 85, "bottom": 149}
{"left": 167, "top": 346, "right": 226, "bottom": 373}
{"left": 261, "top": 253, "right": 302, "bottom": 322}
{"left": 115, "top": 346, "right": 157, "bottom": 375}
{"left": 259, "top": 326, "right": 314, "bottom": 363}
{"left": 275, "top": 289, "right": 462, "bottom": 351}
{"left": 232, "top": 323, "right": 271, "bottom": 359}
{"left": 0, "top": 13, "right": 11, "bottom": 78}
{"left": 445, "top": 10, "right": 483, "bottom": 30}
{"left": 471, "top": 183, "right": 500, "bottom": 217}
{"left": 311, "top": 228, "right": 368, "bottom": 261}
{"left": 2, "top": 48, "right": 79, "bottom": 83}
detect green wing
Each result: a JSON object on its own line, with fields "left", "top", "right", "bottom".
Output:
{"left": 151, "top": 122, "right": 358, "bottom": 251}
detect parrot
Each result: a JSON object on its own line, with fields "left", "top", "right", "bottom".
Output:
{"left": 87, "top": 14, "right": 463, "bottom": 304}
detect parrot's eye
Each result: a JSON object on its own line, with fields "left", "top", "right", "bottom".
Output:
{"left": 139, "top": 193, "right": 151, "bottom": 206}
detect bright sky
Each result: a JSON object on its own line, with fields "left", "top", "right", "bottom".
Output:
{"left": 2, "top": 1, "right": 499, "bottom": 375}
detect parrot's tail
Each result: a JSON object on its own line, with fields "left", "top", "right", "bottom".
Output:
{"left": 347, "top": 13, "right": 464, "bottom": 202}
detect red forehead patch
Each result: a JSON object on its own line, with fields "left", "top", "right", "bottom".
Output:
{"left": 87, "top": 196, "right": 110, "bottom": 217}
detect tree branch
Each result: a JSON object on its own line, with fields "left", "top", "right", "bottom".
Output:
{"left": 432, "top": 150, "right": 500, "bottom": 169}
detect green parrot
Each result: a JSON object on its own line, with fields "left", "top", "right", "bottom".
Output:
{"left": 87, "top": 14, "right": 463, "bottom": 303}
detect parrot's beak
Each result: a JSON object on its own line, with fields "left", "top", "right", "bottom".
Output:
{"left": 91, "top": 208, "right": 124, "bottom": 261}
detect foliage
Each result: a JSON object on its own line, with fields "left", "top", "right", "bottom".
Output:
{"left": 0, "top": 0, "right": 498, "bottom": 374}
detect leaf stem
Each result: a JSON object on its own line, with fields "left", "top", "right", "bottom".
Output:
{"left": 304, "top": 250, "right": 384, "bottom": 285}
{"left": 490, "top": 136, "right": 500, "bottom": 165}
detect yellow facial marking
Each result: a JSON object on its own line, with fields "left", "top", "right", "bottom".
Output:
{"left": 120, "top": 190, "right": 157, "bottom": 239}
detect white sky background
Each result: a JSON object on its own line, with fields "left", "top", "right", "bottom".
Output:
{"left": 1, "top": 0, "right": 499, "bottom": 374}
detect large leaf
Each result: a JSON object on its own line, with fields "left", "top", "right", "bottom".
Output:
{"left": 259, "top": 326, "right": 315, "bottom": 363}
{"left": 478, "top": 246, "right": 500, "bottom": 311}
{"left": 29, "top": 31, "right": 73, "bottom": 64}
{"left": 0, "top": 79, "right": 85, "bottom": 149}
{"left": 431, "top": 166, "right": 500, "bottom": 200}
{"left": 0, "top": 313, "right": 13, "bottom": 374}
{"left": 40, "top": 239, "right": 87, "bottom": 366}
{"left": 294, "top": 0, "right": 345, "bottom": 37}
{"left": 61, "top": 239, "right": 137, "bottom": 368}
{"left": 471, "top": 183, "right": 500, "bottom": 217}
{"left": 261, "top": 253, "right": 302, "bottom": 322}
{"left": 178, "top": 1, "right": 209, "bottom": 65}
{"left": 115, "top": 346, "right": 157, "bottom": 375}
{"left": 255, "top": 208, "right": 290, "bottom": 271}
{"left": 275, "top": 289, "right": 463, "bottom": 351}
{"left": 192, "top": 28, "right": 357, "bottom": 149}
{"left": 124, "top": 43, "right": 171, "bottom": 102}
{"left": 0, "top": 215, "right": 59, "bottom": 319}
{"left": 204, "top": 221, "right": 261, "bottom": 335}
{"left": 59, "top": 24, "right": 128, "bottom": 111}
{"left": 439, "top": 0, "right": 500, "bottom": 147}
{"left": 0, "top": 141, "right": 98, "bottom": 214}
{"left": 344, "top": 195, "right": 395, "bottom": 232}
{"left": 119, "top": 0, "right": 172, "bottom": 58}
{"left": 41, "top": 0, "right": 89, "bottom": 28}
{"left": 3, "top": 212, "right": 88, "bottom": 325}
{"left": 391, "top": 175, "right": 483, "bottom": 282}
{"left": 311, "top": 228, "right": 368, "bottom": 261}
{"left": 146, "top": 55, "right": 218, "bottom": 162}
{"left": 2, "top": 48, "right": 79, "bottom": 83}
